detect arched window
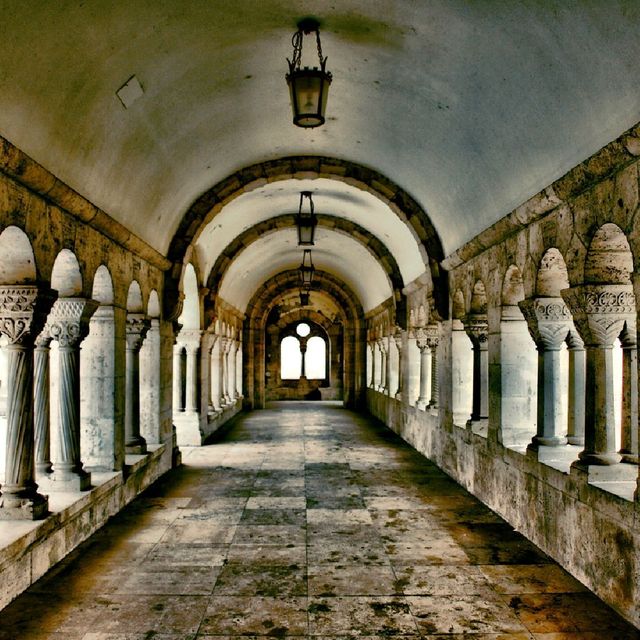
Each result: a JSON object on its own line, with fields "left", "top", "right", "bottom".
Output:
{"left": 306, "top": 336, "right": 326, "bottom": 379}
{"left": 281, "top": 335, "right": 302, "bottom": 379}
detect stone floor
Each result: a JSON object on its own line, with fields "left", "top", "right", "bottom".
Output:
{"left": 0, "top": 401, "right": 638, "bottom": 639}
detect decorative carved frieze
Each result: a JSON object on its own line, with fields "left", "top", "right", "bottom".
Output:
{"left": 425, "top": 323, "right": 440, "bottom": 349}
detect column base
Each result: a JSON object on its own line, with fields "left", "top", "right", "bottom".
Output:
{"left": 416, "top": 399, "right": 428, "bottom": 411}
{"left": 620, "top": 452, "right": 639, "bottom": 465}
{"left": 0, "top": 492, "right": 48, "bottom": 520}
{"left": 529, "top": 435, "right": 568, "bottom": 449}
{"left": 125, "top": 441, "right": 148, "bottom": 455}
{"left": 576, "top": 450, "right": 623, "bottom": 466}
{"left": 567, "top": 436, "right": 585, "bottom": 446}
{"left": 40, "top": 469, "right": 92, "bottom": 492}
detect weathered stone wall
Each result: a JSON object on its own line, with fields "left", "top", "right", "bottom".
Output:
{"left": 368, "top": 123, "right": 640, "bottom": 628}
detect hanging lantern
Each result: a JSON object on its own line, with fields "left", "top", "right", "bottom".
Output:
{"left": 299, "top": 249, "right": 315, "bottom": 286}
{"left": 296, "top": 191, "right": 317, "bottom": 245}
{"left": 286, "top": 18, "right": 332, "bottom": 128}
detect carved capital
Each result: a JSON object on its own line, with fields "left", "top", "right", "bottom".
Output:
{"left": 178, "top": 328, "right": 202, "bottom": 352}
{"left": 126, "top": 313, "right": 150, "bottom": 351}
{"left": 561, "top": 284, "right": 636, "bottom": 347}
{"left": 45, "top": 297, "right": 98, "bottom": 348}
{"left": 376, "top": 337, "right": 387, "bottom": 354}
{"left": 393, "top": 327, "right": 404, "bottom": 350}
{"left": 424, "top": 323, "right": 440, "bottom": 349}
{"left": 0, "top": 285, "right": 56, "bottom": 346}
{"left": 519, "top": 297, "right": 572, "bottom": 350}
{"left": 414, "top": 327, "right": 429, "bottom": 351}
{"left": 464, "top": 313, "right": 488, "bottom": 346}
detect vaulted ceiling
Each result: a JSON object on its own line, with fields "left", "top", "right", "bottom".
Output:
{"left": 2, "top": 1, "right": 640, "bottom": 314}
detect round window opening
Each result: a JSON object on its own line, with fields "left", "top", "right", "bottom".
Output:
{"left": 296, "top": 322, "right": 311, "bottom": 337}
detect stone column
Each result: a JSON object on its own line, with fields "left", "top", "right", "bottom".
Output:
{"left": 0, "top": 285, "right": 55, "bottom": 519}
{"left": 34, "top": 332, "right": 53, "bottom": 476}
{"left": 210, "top": 336, "right": 222, "bottom": 411}
{"left": 172, "top": 343, "right": 184, "bottom": 413}
{"left": 393, "top": 328, "right": 404, "bottom": 399}
{"left": 125, "top": 314, "right": 150, "bottom": 454}
{"left": 45, "top": 297, "right": 98, "bottom": 491}
{"left": 566, "top": 331, "right": 586, "bottom": 446}
{"left": 520, "top": 297, "right": 572, "bottom": 449}
{"left": 234, "top": 339, "right": 242, "bottom": 398}
{"left": 140, "top": 317, "right": 161, "bottom": 446}
{"left": 620, "top": 323, "right": 638, "bottom": 464}
{"left": 415, "top": 328, "right": 430, "bottom": 409}
{"left": 464, "top": 314, "right": 489, "bottom": 422}
{"left": 426, "top": 323, "right": 440, "bottom": 408}
{"left": 369, "top": 341, "right": 376, "bottom": 388}
{"left": 562, "top": 284, "right": 636, "bottom": 466}
{"left": 221, "top": 337, "right": 230, "bottom": 404}
{"left": 182, "top": 331, "right": 202, "bottom": 413}
{"left": 377, "top": 338, "right": 387, "bottom": 393}
{"left": 228, "top": 339, "right": 237, "bottom": 399}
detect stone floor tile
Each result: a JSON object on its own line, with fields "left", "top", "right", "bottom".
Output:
{"left": 159, "top": 522, "right": 237, "bottom": 544}
{"left": 245, "top": 496, "right": 306, "bottom": 509}
{"left": 232, "top": 524, "right": 306, "bottom": 545}
{"left": 307, "top": 596, "right": 419, "bottom": 636}
{"left": 480, "top": 565, "right": 588, "bottom": 594}
{"left": 115, "top": 565, "right": 221, "bottom": 595}
{"left": 306, "top": 495, "right": 366, "bottom": 509}
{"left": 199, "top": 596, "right": 308, "bottom": 635}
{"left": 406, "top": 593, "right": 527, "bottom": 635}
{"left": 96, "top": 595, "right": 208, "bottom": 634}
{"left": 308, "top": 563, "right": 399, "bottom": 596}
{"left": 213, "top": 563, "right": 306, "bottom": 596}
{"left": 307, "top": 540, "right": 389, "bottom": 565}
{"left": 393, "top": 564, "right": 492, "bottom": 595}
{"left": 462, "top": 541, "right": 553, "bottom": 565}
{"left": 225, "top": 543, "right": 306, "bottom": 565}
{"left": 144, "top": 543, "right": 228, "bottom": 567}
{"left": 240, "top": 508, "right": 306, "bottom": 526}
{"left": 82, "top": 634, "right": 196, "bottom": 640}
{"left": 306, "top": 508, "right": 373, "bottom": 525}
{"left": 364, "top": 496, "right": 433, "bottom": 510}
{"left": 385, "top": 539, "right": 470, "bottom": 565}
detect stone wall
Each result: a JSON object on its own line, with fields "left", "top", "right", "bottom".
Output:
{"left": 367, "top": 123, "right": 640, "bottom": 628}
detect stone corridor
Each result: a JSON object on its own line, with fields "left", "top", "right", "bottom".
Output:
{"left": 0, "top": 402, "right": 637, "bottom": 639}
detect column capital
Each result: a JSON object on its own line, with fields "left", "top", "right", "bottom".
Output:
{"left": 376, "top": 336, "right": 388, "bottom": 353}
{"left": 178, "top": 328, "right": 202, "bottom": 352}
{"left": 415, "top": 327, "right": 429, "bottom": 351}
{"left": 424, "top": 322, "right": 440, "bottom": 349}
{"left": 463, "top": 313, "right": 488, "bottom": 347}
{"left": 566, "top": 329, "right": 584, "bottom": 350}
{"left": 519, "top": 296, "right": 572, "bottom": 350}
{"left": 126, "top": 313, "right": 150, "bottom": 351}
{"left": 393, "top": 327, "right": 404, "bottom": 350}
{"left": 0, "top": 285, "right": 57, "bottom": 346}
{"left": 45, "top": 297, "right": 99, "bottom": 347}
{"left": 561, "top": 284, "right": 635, "bottom": 347}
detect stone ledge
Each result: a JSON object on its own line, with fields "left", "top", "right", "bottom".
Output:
{"left": 0, "top": 442, "right": 169, "bottom": 611}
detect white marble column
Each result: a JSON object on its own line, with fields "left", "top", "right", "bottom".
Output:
{"left": 221, "top": 337, "right": 230, "bottom": 404}
{"left": 235, "top": 339, "right": 243, "bottom": 398}
{"left": 210, "top": 336, "right": 222, "bottom": 411}
{"left": 415, "top": 328, "right": 430, "bottom": 409}
{"left": 182, "top": 331, "right": 202, "bottom": 413}
{"left": 140, "top": 317, "right": 161, "bottom": 446}
{"left": 172, "top": 343, "right": 184, "bottom": 414}
{"left": 426, "top": 323, "right": 440, "bottom": 408}
{"left": 620, "top": 323, "right": 638, "bottom": 464}
{"left": 520, "top": 297, "right": 572, "bottom": 449}
{"left": 0, "top": 285, "right": 55, "bottom": 519}
{"left": 567, "top": 331, "right": 586, "bottom": 446}
{"left": 464, "top": 314, "right": 489, "bottom": 422}
{"left": 369, "top": 342, "right": 376, "bottom": 388}
{"left": 44, "top": 297, "right": 98, "bottom": 491}
{"left": 393, "top": 329, "right": 404, "bottom": 399}
{"left": 125, "top": 314, "right": 149, "bottom": 454}
{"left": 229, "top": 338, "right": 238, "bottom": 399}
{"left": 34, "top": 332, "right": 53, "bottom": 476}
{"left": 562, "top": 284, "right": 636, "bottom": 466}
{"left": 377, "top": 338, "right": 387, "bottom": 393}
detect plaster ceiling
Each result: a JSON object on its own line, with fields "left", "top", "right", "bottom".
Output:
{"left": 218, "top": 228, "right": 391, "bottom": 312}
{"left": 194, "top": 178, "right": 425, "bottom": 285}
{"left": 1, "top": 1, "right": 640, "bottom": 258}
